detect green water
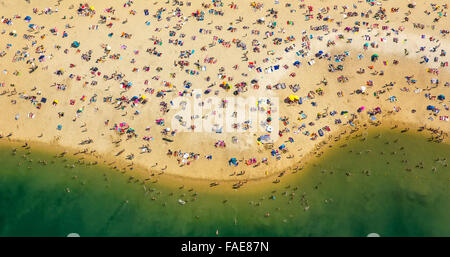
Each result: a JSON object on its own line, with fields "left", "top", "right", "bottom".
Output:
{"left": 0, "top": 128, "right": 448, "bottom": 237}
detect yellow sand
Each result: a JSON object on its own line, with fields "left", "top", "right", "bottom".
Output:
{"left": 0, "top": 0, "right": 448, "bottom": 181}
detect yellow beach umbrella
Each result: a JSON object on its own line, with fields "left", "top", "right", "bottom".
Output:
{"left": 288, "top": 95, "right": 299, "bottom": 101}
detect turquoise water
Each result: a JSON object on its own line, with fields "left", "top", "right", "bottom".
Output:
{"left": 0, "top": 128, "right": 449, "bottom": 236}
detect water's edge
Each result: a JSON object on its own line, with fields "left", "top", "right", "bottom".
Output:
{"left": 0, "top": 127, "right": 448, "bottom": 236}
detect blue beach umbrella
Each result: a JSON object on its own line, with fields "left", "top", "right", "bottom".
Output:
{"left": 71, "top": 41, "right": 80, "bottom": 48}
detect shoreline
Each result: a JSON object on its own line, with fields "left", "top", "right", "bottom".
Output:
{"left": 1, "top": 128, "right": 449, "bottom": 237}
{"left": 1, "top": 118, "right": 447, "bottom": 195}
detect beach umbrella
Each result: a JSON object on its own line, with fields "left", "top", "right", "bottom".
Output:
{"left": 71, "top": 41, "right": 80, "bottom": 48}
{"left": 438, "top": 94, "right": 445, "bottom": 100}
{"left": 371, "top": 54, "right": 379, "bottom": 62}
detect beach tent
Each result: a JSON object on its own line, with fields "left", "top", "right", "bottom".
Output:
{"left": 71, "top": 41, "right": 80, "bottom": 48}
{"left": 24, "top": 16, "right": 31, "bottom": 22}
{"left": 427, "top": 105, "right": 436, "bottom": 111}
{"left": 438, "top": 94, "right": 445, "bottom": 100}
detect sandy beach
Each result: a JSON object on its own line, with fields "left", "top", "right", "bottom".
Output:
{"left": 0, "top": 0, "right": 448, "bottom": 182}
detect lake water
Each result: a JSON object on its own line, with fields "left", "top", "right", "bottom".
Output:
{"left": 0, "top": 128, "right": 448, "bottom": 236}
